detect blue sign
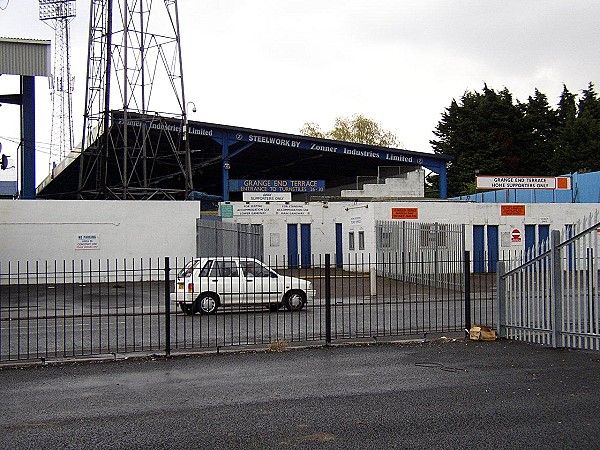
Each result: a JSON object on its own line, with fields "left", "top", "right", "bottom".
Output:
{"left": 229, "top": 179, "right": 325, "bottom": 193}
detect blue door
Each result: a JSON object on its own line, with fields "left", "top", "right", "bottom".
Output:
{"left": 473, "top": 225, "right": 485, "bottom": 273}
{"left": 287, "top": 224, "right": 299, "bottom": 268}
{"left": 487, "top": 225, "right": 499, "bottom": 272}
{"left": 335, "top": 223, "right": 343, "bottom": 268}
{"left": 525, "top": 224, "right": 536, "bottom": 254}
{"left": 539, "top": 225, "right": 550, "bottom": 248}
{"left": 301, "top": 224, "right": 312, "bottom": 268}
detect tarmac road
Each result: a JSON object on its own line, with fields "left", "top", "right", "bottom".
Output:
{"left": 1, "top": 339, "right": 599, "bottom": 449}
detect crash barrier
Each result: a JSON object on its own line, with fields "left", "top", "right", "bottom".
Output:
{"left": 498, "top": 213, "right": 600, "bottom": 350}
{"left": 0, "top": 253, "right": 494, "bottom": 363}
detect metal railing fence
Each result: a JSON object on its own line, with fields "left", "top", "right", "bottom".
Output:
{"left": 499, "top": 213, "right": 600, "bottom": 350}
{"left": 1, "top": 252, "right": 493, "bottom": 363}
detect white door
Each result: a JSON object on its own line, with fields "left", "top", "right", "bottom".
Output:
{"left": 207, "top": 260, "right": 242, "bottom": 305}
{"left": 240, "top": 260, "right": 281, "bottom": 304}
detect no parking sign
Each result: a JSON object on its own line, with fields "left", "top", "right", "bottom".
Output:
{"left": 511, "top": 228, "right": 522, "bottom": 243}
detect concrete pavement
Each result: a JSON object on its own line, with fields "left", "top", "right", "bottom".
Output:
{"left": 1, "top": 338, "right": 599, "bottom": 449}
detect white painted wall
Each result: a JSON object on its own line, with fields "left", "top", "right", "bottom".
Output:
{"left": 223, "top": 200, "right": 600, "bottom": 263}
{"left": 2, "top": 198, "right": 598, "bottom": 275}
{"left": 0, "top": 200, "right": 201, "bottom": 269}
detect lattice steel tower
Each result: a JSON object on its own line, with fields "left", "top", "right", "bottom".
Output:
{"left": 78, "top": 0, "right": 190, "bottom": 199}
{"left": 39, "top": 0, "right": 76, "bottom": 171}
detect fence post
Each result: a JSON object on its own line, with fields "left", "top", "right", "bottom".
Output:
{"left": 164, "top": 257, "right": 171, "bottom": 356}
{"left": 497, "top": 261, "right": 506, "bottom": 338}
{"left": 370, "top": 266, "right": 377, "bottom": 297}
{"left": 550, "top": 230, "right": 562, "bottom": 349}
{"left": 325, "top": 253, "right": 332, "bottom": 345}
{"left": 464, "top": 250, "right": 471, "bottom": 334}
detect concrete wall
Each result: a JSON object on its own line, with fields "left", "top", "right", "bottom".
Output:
{"left": 224, "top": 200, "right": 600, "bottom": 263}
{"left": 341, "top": 169, "right": 425, "bottom": 198}
{"left": 2, "top": 198, "right": 598, "bottom": 273}
{"left": 0, "top": 200, "right": 201, "bottom": 268}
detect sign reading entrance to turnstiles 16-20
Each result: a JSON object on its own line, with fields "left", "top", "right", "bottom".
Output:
{"left": 476, "top": 176, "right": 571, "bottom": 190}
{"left": 229, "top": 179, "right": 325, "bottom": 193}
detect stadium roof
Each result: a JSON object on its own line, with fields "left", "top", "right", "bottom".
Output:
{"left": 37, "top": 114, "right": 452, "bottom": 200}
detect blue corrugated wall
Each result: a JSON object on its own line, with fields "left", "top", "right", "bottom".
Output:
{"left": 454, "top": 171, "right": 600, "bottom": 203}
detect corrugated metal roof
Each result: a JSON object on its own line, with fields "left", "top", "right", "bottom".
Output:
{"left": 0, "top": 38, "right": 51, "bottom": 77}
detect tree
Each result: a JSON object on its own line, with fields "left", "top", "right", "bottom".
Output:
{"left": 518, "top": 88, "right": 558, "bottom": 175}
{"left": 431, "top": 82, "right": 600, "bottom": 197}
{"left": 552, "top": 83, "right": 600, "bottom": 173}
{"left": 300, "top": 114, "right": 400, "bottom": 147}
{"left": 430, "top": 85, "right": 526, "bottom": 197}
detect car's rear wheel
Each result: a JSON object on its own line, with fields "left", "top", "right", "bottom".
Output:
{"left": 196, "top": 293, "right": 219, "bottom": 315}
{"left": 284, "top": 291, "right": 306, "bottom": 311}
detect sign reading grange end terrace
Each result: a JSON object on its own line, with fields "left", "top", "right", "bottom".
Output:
{"left": 476, "top": 176, "right": 571, "bottom": 190}
{"left": 229, "top": 179, "right": 325, "bottom": 193}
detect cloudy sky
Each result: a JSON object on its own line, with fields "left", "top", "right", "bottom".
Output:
{"left": 1, "top": 0, "right": 598, "bottom": 185}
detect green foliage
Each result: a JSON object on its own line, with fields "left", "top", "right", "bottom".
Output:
{"left": 300, "top": 114, "right": 399, "bottom": 147}
{"left": 431, "top": 82, "right": 600, "bottom": 197}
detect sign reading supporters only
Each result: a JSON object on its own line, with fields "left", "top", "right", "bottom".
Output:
{"left": 476, "top": 176, "right": 571, "bottom": 190}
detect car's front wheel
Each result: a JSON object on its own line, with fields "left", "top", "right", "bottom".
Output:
{"left": 196, "top": 293, "right": 219, "bottom": 315}
{"left": 283, "top": 291, "right": 306, "bottom": 311}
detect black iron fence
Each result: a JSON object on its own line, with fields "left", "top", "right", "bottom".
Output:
{"left": 0, "top": 253, "right": 495, "bottom": 363}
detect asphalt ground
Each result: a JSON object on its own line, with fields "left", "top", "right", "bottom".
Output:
{"left": 1, "top": 338, "right": 599, "bottom": 449}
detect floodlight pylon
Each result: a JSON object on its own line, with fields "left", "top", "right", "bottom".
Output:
{"left": 78, "top": 0, "right": 191, "bottom": 199}
{"left": 39, "top": 0, "right": 76, "bottom": 172}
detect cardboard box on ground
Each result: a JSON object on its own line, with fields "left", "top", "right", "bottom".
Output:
{"left": 469, "top": 326, "right": 497, "bottom": 341}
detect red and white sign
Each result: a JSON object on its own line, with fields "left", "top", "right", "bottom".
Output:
{"left": 476, "top": 176, "right": 571, "bottom": 190}
{"left": 511, "top": 228, "right": 522, "bottom": 243}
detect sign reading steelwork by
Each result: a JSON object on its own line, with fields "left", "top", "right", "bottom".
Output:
{"left": 229, "top": 179, "right": 325, "bottom": 193}
{"left": 476, "top": 176, "right": 571, "bottom": 190}
{"left": 242, "top": 192, "right": 292, "bottom": 202}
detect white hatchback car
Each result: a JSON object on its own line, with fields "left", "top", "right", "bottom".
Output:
{"left": 171, "top": 257, "right": 315, "bottom": 315}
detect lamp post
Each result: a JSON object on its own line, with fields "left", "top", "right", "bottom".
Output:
{"left": 183, "top": 101, "right": 196, "bottom": 198}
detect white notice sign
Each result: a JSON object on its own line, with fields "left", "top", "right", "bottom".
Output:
{"left": 242, "top": 192, "right": 292, "bottom": 202}
{"left": 476, "top": 176, "right": 571, "bottom": 190}
{"left": 76, "top": 234, "right": 100, "bottom": 250}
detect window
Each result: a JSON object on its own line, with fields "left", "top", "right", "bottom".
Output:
{"left": 209, "top": 260, "right": 240, "bottom": 277}
{"left": 419, "top": 224, "right": 448, "bottom": 248}
{"left": 270, "top": 233, "right": 280, "bottom": 247}
{"left": 199, "top": 260, "right": 212, "bottom": 277}
{"left": 349, "top": 232, "right": 355, "bottom": 251}
{"left": 378, "top": 229, "right": 391, "bottom": 248}
{"left": 358, "top": 231, "right": 365, "bottom": 250}
{"left": 240, "top": 260, "right": 272, "bottom": 278}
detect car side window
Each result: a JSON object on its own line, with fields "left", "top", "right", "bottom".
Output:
{"left": 210, "top": 260, "right": 240, "bottom": 277}
{"left": 179, "top": 260, "right": 201, "bottom": 278}
{"left": 199, "top": 260, "right": 212, "bottom": 277}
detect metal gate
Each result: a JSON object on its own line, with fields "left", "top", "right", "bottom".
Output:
{"left": 498, "top": 213, "right": 600, "bottom": 350}
{"left": 375, "top": 221, "right": 466, "bottom": 290}
{"left": 197, "top": 217, "right": 263, "bottom": 259}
